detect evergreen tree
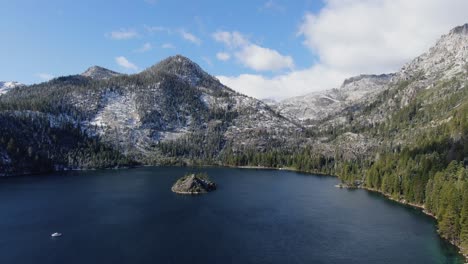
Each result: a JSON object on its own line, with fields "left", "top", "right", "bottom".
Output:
{"left": 459, "top": 185, "right": 468, "bottom": 249}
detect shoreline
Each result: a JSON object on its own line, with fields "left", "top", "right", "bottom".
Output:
{"left": 217, "top": 164, "right": 333, "bottom": 177}
{"left": 221, "top": 165, "right": 466, "bottom": 260}
{"left": 170, "top": 188, "right": 209, "bottom": 195}
{"left": 186, "top": 163, "right": 467, "bottom": 259}
{"left": 338, "top": 184, "right": 466, "bottom": 260}
{"left": 1, "top": 164, "right": 466, "bottom": 261}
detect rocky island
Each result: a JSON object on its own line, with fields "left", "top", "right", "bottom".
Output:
{"left": 171, "top": 173, "right": 217, "bottom": 194}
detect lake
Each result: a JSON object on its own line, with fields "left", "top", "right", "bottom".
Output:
{"left": 0, "top": 167, "right": 464, "bottom": 264}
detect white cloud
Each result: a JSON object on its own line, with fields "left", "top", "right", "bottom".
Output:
{"left": 161, "top": 43, "right": 175, "bottom": 49}
{"left": 261, "top": 0, "right": 285, "bottom": 12}
{"left": 218, "top": 0, "right": 468, "bottom": 99}
{"left": 298, "top": 0, "right": 468, "bottom": 74}
{"left": 212, "top": 31, "right": 249, "bottom": 48}
{"left": 135, "top": 42, "right": 152, "bottom": 53}
{"left": 218, "top": 65, "right": 347, "bottom": 100}
{"left": 235, "top": 44, "right": 294, "bottom": 71}
{"left": 36, "top": 73, "right": 54, "bottom": 81}
{"left": 216, "top": 52, "right": 231, "bottom": 61}
{"left": 179, "top": 30, "right": 201, "bottom": 45}
{"left": 115, "top": 56, "right": 138, "bottom": 71}
{"left": 107, "top": 28, "right": 139, "bottom": 40}
{"left": 213, "top": 31, "right": 294, "bottom": 72}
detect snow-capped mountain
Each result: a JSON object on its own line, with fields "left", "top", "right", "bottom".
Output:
{"left": 261, "top": 23, "right": 468, "bottom": 161}
{"left": 398, "top": 23, "right": 468, "bottom": 83}
{"left": 272, "top": 24, "right": 468, "bottom": 128}
{"left": 271, "top": 74, "right": 394, "bottom": 124}
{"left": 391, "top": 23, "right": 468, "bottom": 108}
{"left": 0, "top": 23, "right": 466, "bottom": 176}
{"left": 324, "top": 23, "right": 467, "bottom": 154}
{"left": 81, "top": 66, "right": 121, "bottom": 80}
{"left": 81, "top": 55, "right": 300, "bottom": 155}
{"left": 0, "top": 81, "right": 24, "bottom": 95}
{"left": 350, "top": 22, "right": 468, "bottom": 127}
{"left": 0, "top": 55, "right": 300, "bottom": 166}
{"left": 144, "top": 55, "right": 219, "bottom": 87}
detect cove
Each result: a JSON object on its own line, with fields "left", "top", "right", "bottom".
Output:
{"left": 0, "top": 167, "right": 464, "bottom": 264}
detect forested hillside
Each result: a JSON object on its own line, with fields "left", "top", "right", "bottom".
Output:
{"left": 0, "top": 23, "right": 466, "bottom": 254}
{"left": 311, "top": 25, "right": 468, "bottom": 252}
{"left": 0, "top": 55, "right": 301, "bottom": 175}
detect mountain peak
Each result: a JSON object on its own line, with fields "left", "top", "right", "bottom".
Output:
{"left": 148, "top": 55, "right": 203, "bottom": 72}
{"left": 144, "top": 55, "right": 215, "bottom": 86}
{"left": 449, "top": 23, "right": 468, "bottom": 35}
{"left": 81, "top": 66, "right": 121, "bottom": 80}
{"left": 167, "top": 54, "right": 195, "bottom": 64}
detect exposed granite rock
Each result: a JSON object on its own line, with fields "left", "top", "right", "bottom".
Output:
{"left": 171, "top": 174, "right": 217, "bottom": 194}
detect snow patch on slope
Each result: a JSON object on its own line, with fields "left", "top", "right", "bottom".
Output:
{"left": 81, "top": 66, "right": 121, "bottom": 80}
{"left": 90, "top": 91, "right": 141, "bottom": 131}
{"left": 271, "top": 74, "right": 394, "bottom": 123}
{"left": 0, "top": 81, "right": 24, "bottom": 95}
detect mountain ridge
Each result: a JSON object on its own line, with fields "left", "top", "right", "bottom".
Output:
{"left": 270, "top": 73, "right": 395, "bottom": 124}
{"left": 1, "top": 22, "right": 466, "bottom": 172}
{"left": 0, "top": 81, "right": 25, "bottom": 95}
{"left": 81, "top": 66, "right": 121, "bottom": 80}
{"left": 0, "top": 54, "right": 301, "bottom": 172}
{"left": 0, "top": 21, "right": 466, "bottom": 258}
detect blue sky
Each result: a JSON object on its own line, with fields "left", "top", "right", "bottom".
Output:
{"left": 1, "top": 0, "right": 467, "bottom": 99}
{"left": 1, "top": 0, "right": 322, "bottom": 82}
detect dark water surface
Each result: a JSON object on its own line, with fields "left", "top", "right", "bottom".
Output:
{"left": 0, "top": 167, "right": 464, "bottom": 264}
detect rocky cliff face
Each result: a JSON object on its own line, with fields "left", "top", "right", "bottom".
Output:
{"left": 171, "top": 173, "right": 217, "bottom": 194}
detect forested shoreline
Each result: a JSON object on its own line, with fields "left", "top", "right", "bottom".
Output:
{"left": 0, "top": 31, "right": 467, "bottom": 258}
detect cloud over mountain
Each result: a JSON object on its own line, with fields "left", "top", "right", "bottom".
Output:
{"left": 220, "top": 0, "right": 468, "bottom": 99}
{"left": 213, "top": 31, "right": 294, "bottom": 72}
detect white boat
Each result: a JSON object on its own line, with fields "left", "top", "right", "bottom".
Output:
{"left": 51, "top": 232, "right": 62, "bottom": 237}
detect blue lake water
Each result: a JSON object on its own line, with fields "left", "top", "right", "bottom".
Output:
{"left": 0, "top": 167, "right": 464, "bottom": 264}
